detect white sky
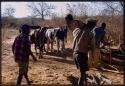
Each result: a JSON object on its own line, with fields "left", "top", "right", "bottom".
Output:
{"left": 1, "top": 2, "right": 69, "bottom": 18}
{"left": 1, "top": 2, "right": 106, "bottom": 18}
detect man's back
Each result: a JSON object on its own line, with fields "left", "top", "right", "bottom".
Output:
{"left": 95, "top": 27, "right": 105, "bottom": 47}
{"left": 12, "top": 33, "right": 31, "bottom": 62}
{"left": 73, "top": 27, "right": 94, "bottom": 53}
{"left": 95, "top": 27, "right": 105, "bottom": 37}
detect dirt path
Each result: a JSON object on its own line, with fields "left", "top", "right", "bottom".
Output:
{"left": 1, "top": 29, "right": 123, "bottom": 85}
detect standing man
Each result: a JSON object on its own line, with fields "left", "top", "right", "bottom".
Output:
{"left": 95, "top": 22, "right": 106, "bottom": 48}
{"left": 92, "top": 22, "right": 107, "bottom": 67}
{"left": 12, "top": 24, "right": 37, "bottom": 86}
{"left": 65, "top": 14, "right": 96, "bottom": 86}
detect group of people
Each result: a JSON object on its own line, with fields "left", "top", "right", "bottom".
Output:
{"left": 12, "top": 14, "right": 107, "bottom": 86}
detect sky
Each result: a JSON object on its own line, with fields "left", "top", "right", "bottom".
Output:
{"left": 1, "top": 2, "right": 119, "bottom": 18}
{"left": 1, "top": 2, "right": 69, "bottom": 18}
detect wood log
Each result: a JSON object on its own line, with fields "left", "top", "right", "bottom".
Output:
{"left": 87, "top": 70, "right": 112, "bottom": 85}
{"left": 100, "top": 67, "right": 120, "bottom": 73}
{"left": 101, "top": 75, "right": 112, "bottom": 85}
{"left": 102, "top": 56, "right": 124, "bottom": 66}
{"left": 97, "top": 62, "right": 123, "bottom": 74}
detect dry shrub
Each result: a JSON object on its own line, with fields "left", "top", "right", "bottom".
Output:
{"left": 2, "top": 15, "right": 123, "bottom": 45}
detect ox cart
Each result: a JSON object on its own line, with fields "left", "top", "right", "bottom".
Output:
{"left": 100, "top": 44, "right": 124, "bottom": 66}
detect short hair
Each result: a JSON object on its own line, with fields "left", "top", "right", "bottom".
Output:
{"left": 21, "top": 24, "right": 30, "bottom": 33}
{"left": 101, "top": 22, "right": 106, "bottom": 27}
{"left": 65, "top": 14, "right": 74, "bottom": 21}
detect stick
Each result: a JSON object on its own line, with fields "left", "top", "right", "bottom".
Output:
{"left": 100, "top": 67, "right": 122, "bottom": 74}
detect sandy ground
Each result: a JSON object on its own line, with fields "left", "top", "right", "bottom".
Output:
{"left": 1, "top": 29, "right": 124, "bottom": 85}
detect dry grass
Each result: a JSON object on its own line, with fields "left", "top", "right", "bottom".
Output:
{"left": 2, "top": 15, "right": 123, "bottom": 45}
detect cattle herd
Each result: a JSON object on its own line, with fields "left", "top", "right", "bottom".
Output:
{"left": 29, "top": 26, "right": 68, "bottom": 59}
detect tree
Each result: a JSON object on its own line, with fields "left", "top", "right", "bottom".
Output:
{"left": 101, "top": 2, "right": 123, "bottom": 16}
{"left": 77, "top": 2, "right": 88, "bottom": 17}
{"left": 99, "top": 2, "right": 123, "bottom": 44}
{"left": 66, "top": 3, "right": 77, "bottom": 17}
{"left": 27, "top": 2, "right": 55, "bottom": 21}
{"left": 2, "top": 4, "right": 15, "bottom": 17}
{"left": 66, "top": 2, "right": 89, "bottom": 18}
{"left": 119, "top": 1, "right": 124, "bottom": 8}
{"left": 2, "top": 4, "right": 16, "bottom": 28}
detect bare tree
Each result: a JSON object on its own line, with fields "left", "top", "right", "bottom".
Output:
{"left": 66, "top": 3, "right": 77, "bottom": 17}
{"left": 2, "top": 4, "right": 17, "bottom": 28}
{"left": 51, "top": 13, "right": 57, "bottom": 20}
{"left": 99, "top": 2, "right": 123, "bottom": 44}
{"left": 77, "top": 3, "right": 88, "bottom": 17}
{"left": 66, "top": 2, "right": 89, "bottom": 18}
{"left": 120, "top": 1, "right": 124, "bottom": 8}
{"left": 27, "top": 2, "right": 55, "bottom": 21}
{"left": 2, "top": 4, "right": 15, "bottom": 17}
{"left": 101, "top": 2, "right": 123, "bottom": 16}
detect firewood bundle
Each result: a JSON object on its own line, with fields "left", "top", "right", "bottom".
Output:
{"left": 66, "top": 69, "right": 112, "bottom": 85}
{"left": 86, "top": 69, "right": 112, "bottom": 85}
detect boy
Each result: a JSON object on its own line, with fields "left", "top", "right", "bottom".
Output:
{"left": 12, "top": 24, "right": 37, "bottom": 85}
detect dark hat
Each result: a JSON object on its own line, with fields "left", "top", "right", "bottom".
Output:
{"left": 86, "top": 18, "right": 97, "bottom": 24}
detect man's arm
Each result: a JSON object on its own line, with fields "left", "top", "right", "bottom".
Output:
{"left": 100, "top": 31, "right": 106, "bottom": 44}
{"left": 12, "top": 38, "right": 16, "bottom": 54}
{"left": 90, "top": 33, "right": 95, "bottom": 64}
{"left": 26, "top": 38, "right": 37, "bottom": 61}
{"left": 30, "top": 51, "right": 37, "bottom": 61}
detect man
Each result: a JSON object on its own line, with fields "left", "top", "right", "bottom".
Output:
{"left": 95, "top": 22, "right": 106, "bottom": 48}
{"left": 91, "top": 23, "right": 107, "bottom": 67}
{"left": 12, "top": 24, "right": 37, "bottom": 86}
{"left": 65, "top": 14, "right": 96, "bottom": 86}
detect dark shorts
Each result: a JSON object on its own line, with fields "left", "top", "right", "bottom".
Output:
{"left": 73, "top": 52, "right": 89, "bottom": 72}
{"left": 17, "top": 61, "right": 29, "bottom": 75}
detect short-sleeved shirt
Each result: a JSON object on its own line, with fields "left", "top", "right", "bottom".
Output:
{"left": 12, "top": 33, "right": 31, "bottom": 62}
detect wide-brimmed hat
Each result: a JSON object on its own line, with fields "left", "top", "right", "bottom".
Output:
{"left": 85, "top": 18, "right": 97, "bottom": 24}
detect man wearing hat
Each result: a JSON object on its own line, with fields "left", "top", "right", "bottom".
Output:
{"left": 65, "top": 14, "right": 96, "bottom": 86}
{"left": 12, "top": 24, "right": 37, "bottom": 85}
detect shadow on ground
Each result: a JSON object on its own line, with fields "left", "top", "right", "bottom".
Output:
{"left": 45, "top": 48, "right": 73, "bottom": 58}
{"left": 43, "top": 56, "right": 74, "bottom": 65}
{"left": 67, "top": 75, "right": 79, "bottom": 86}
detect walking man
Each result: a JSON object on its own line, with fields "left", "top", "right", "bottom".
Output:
{"left": 12, "top": 24, "right": 37, "bottom": 85}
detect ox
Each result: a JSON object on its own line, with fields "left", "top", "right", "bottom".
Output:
{"left": 45, "top": 26, "right": 68, "bottom": 54}
{"left": 30, "top": 26, "right": 47, "bottom": 59}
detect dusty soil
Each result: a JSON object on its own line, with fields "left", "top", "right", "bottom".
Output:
{"left": 1, "top": 29, "right": 124, "bottom": 85}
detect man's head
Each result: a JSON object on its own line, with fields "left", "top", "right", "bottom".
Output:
{"left": 65, "top": 14, "right": 86, "bottom": 31}
{"left": 86, "top": 18, "right": 97, "bottom": 31}
{"left": 101, "top": 22, "right": 106, "bottom": 29}
{"left": 21, "top": 24, "right": 30, "bottom": 35}
{"left": 65, "top": 14, "right": 74, "bottom": 30}
{"left": 65, "top": 14, "right": 74, "bottom": 22}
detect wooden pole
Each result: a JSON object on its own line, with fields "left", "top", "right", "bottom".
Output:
{"left": 119, "top": 35, "right": 121, "bottom": 45}
{"left": 108, "top": 35, "right": 112, "bottom": 65}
